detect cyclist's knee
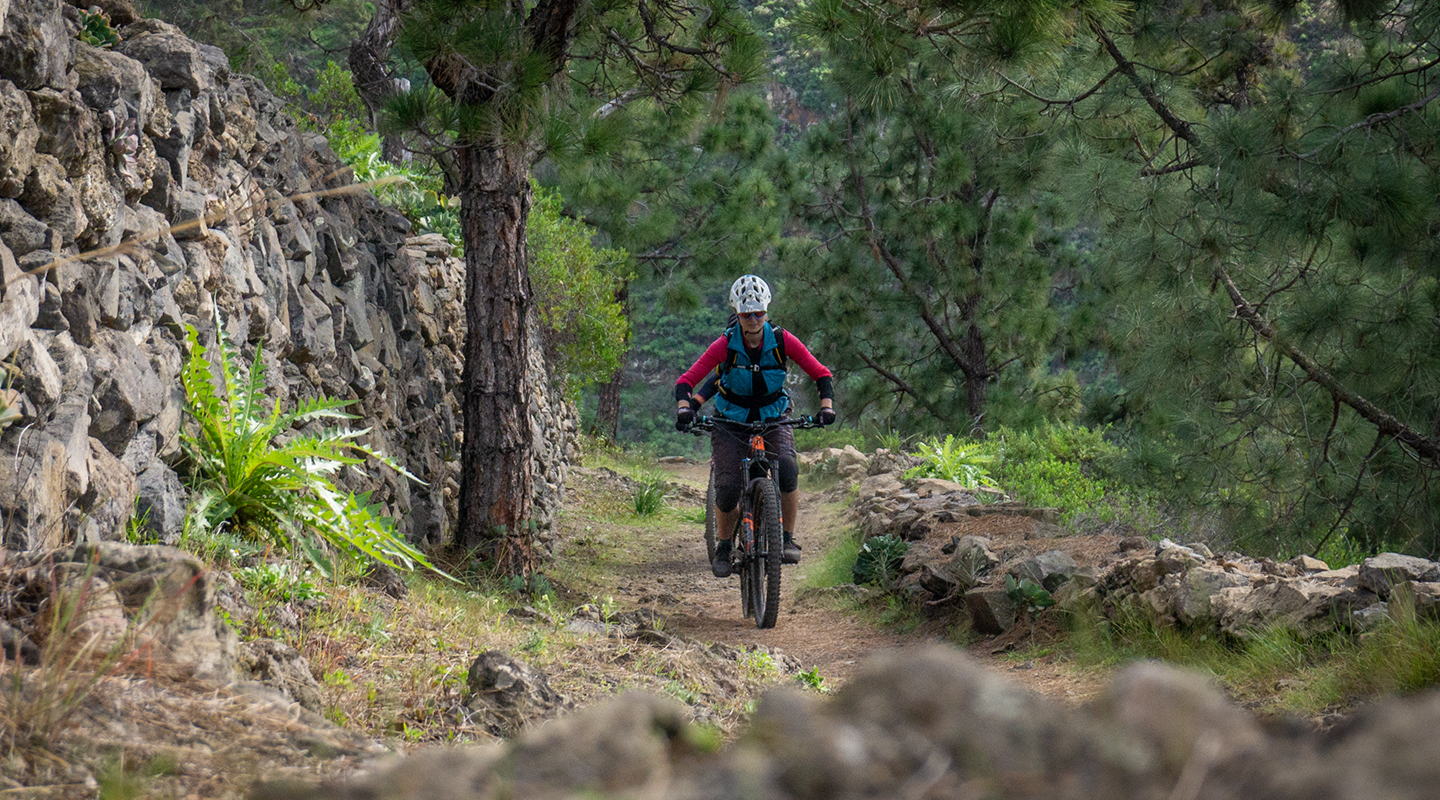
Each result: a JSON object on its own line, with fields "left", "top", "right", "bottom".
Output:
{"left": 778, "top": 456, "right": 799, "bottom": 494}
{"left": 715, "top": 484, "right": 741, "bottom": 513}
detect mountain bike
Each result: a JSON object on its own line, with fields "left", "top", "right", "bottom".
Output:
{"left": 689, "top": 415, "right": 823, "bottom": 629}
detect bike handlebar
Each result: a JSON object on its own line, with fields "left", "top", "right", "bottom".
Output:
{"left": 686, "top": 415, "right": 827, "bottom": 435}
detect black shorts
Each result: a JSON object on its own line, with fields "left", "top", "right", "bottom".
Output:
{"left": 711, "top": 420, "right": 797, "bottom": 510}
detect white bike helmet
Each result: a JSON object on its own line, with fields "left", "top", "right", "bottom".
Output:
{"left": 730, "top": 274, "right": 771, "bottom": 314}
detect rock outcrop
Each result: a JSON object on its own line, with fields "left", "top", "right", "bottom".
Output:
{"left": 0, "top": 0, "right": 574, "bottom": 555}
{"left": 824, "top": 452, "right": 1440, "bottom": 641}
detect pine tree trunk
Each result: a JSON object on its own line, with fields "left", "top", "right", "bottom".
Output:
{"left": 594, "top": 369, "right": 623, "bottom": 441}
{"left": 962, "top": 322, "right": 989, "bottom": 433}
{"left": 592, "top": 281, "right": 629, "bottom": 441}
{"left": 348, "top": 0, "right": 411, "bottom": 162}
{"left": 456, "top": 142, "right": 536, "bottom": 575}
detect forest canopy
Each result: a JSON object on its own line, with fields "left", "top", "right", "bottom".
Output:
{"left": 147, "top": 0, "right": 1440, "bottom": 560}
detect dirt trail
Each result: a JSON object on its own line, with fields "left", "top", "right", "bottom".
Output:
{"left": 612, "top": 462, "right": 1107, "bottom": 701}
{"left": 633, "top": 462, "right": 917, "bottom": 684}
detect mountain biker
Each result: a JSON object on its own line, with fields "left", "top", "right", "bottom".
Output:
{"left": 675, "top": 275, "right": 836, "bottom": 577}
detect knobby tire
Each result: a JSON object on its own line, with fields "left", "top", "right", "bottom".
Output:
{"left": 752, "top": 477, "right": 783, "bottom": 629}
{"left": 705, "top": 467, "right": 717, "bottom": 563}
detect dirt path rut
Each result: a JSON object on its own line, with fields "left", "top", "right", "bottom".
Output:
{"left": 589, "top": 461, "right": 1106, "bottom": 701}
{"left": 651, "top": 465, "right": 919, "bottom": 683}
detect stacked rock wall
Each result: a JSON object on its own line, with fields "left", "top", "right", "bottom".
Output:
{"left": 0, "top": 0, "right": 573, "bottom": 553}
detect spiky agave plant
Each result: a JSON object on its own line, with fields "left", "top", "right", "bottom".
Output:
{"left": 180, "top": 309, "right": 446, "bottom": 577}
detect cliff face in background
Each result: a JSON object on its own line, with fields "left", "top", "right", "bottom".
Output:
{"left": 0, "top": 0, "right": 574, "bottom": 553}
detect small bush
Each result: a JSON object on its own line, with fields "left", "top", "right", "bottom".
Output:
{"left": 986, "top": 423, "right": 1160, "bottom": 529}
{"left": 1005, "top": 574, "right": 1055, "bottom": 613}
{"left": 631, "top": 471, "right": 669, "bottom": 517}
{"left": 235, "top": 562, "right": 327, "bottom": 603}
{"left": 852, "top": 534, "right": 908, "bottom": 589}
{"left": 180, "top": 310, "right": 445, "bottom": 577}
{"left": 903, "top": 434, "right": 999, "bottom": 488}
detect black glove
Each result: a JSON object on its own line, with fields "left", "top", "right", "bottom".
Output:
{"left": 676, "top": 407, "right": 695, "bottom": 432}
{"left": 817, "top": 408, "right": 836, "bottom": 426}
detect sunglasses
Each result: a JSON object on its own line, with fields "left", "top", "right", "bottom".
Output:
{"left": 739, "top": 311, "right": 767, "bottom": 320}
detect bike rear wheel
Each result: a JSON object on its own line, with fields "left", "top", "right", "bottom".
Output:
{"left": 750, "top": 478, "right": 784, "bottom": 629}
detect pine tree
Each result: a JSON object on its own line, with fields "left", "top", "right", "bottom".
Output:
{"left": 989, "top": 0, "right": 1440, "bottom": 553}
{"left": 778, "top": 0, "right": 1079, "bottom": 436}
{"left": 369, "top": 0, "right": 763, "bottom": 573}
{"left": 545, "top": 88, "right": 784, "bottom": 439}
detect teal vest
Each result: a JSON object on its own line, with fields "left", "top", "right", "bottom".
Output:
{"left": 714, "top": 322, "right": 790, "bottom": 422}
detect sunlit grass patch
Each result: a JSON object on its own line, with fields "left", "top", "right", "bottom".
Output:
{"left": 800, "top": 526, "right": 864, "bottom": 590}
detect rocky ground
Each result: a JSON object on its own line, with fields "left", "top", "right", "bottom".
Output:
{"left": 0, "top": 454, "right": 1108, "bottom": 798}
{"left": 5, "top": 448, "right": 1440, "bottom": 798}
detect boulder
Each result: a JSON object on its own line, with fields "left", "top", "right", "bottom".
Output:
{"left": 78, "top": 436, "right": 136, "bottom": 541}
{"left": 70, "top": 540, "right": 237, "bottom": 682}
{"left": 86, "top": 328, "right": 164, "bottom": 455}
{"left": 1214, "top": 578, "right": 1364, "bottom": 638}
{"left": 964, "top": 586, "right": 1016, "bottom": 634}
{"left": 1289, "top": 554, "right": 1330, "bottom": 573}
{"left": 25, "top": 87, "right": 100, "bottom": 178}
{"left": 35, "top": 565, "right": 130, "bottom": 656}
{"left": 134, "top": 461, "right": 186, "bottom": 543}
{"left": 11, "top": 328, "right": 63, "bottom": 407}
{"left": 0, "top": 0, "right": 73, "bottom": 91}
{"left": 0, "top": 81, "right": 38, "bottom": 198}
{"left": 950, "top": 535, "right": 1001, "bottom": 578}
{"left": 854, "top": 472, "right": 903, "bottom": 505}
{"left": 0, "top": 432, "right": 68, "bottom": 549}
{"left": 0, "top": 243, "right": 40, "bottom": 361}
{"left": 21, "top": 154, "right": 86, "bottom": 245}
{"left": 1358, "top": 553, "right": 1440, "bottom": 599}
{"left": 1009, "top": 549, "right": 1079, "bottom": 592}
{"left": 0, "top": 197, "right": 50, "bottom": 255}
{"left": 1093, "top": 660, "right": 1266, "bottom": 774}
{"left": 1170, "top": 566, "right": 1252, "bottom": 627}
{"left": 1392, "top": 581, "right": 1440, "bottom": 622}
{"left": 464, "top": 650, "right": 571, "bottom": 737}
{"left": 73, "top": 43, "right": 157, "bottom": 123}
{"left": 237, "top": 638, "right": 325, "bottom": 713}
{"left": 501, "top": 691, "right": 688, "bottom": 793}
{"left": 114, "top": 19, "right": 229, "bottom": 94}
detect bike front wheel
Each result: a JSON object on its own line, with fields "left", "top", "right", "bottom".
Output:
{"left": 749, "top": 478, "right": 784, "bottom": 629}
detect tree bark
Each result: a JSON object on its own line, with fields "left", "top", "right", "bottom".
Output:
{"left": 349, "top": 0, "right": 412, "bottom": 162}
{"left": 456, "top": 142, "right": 537, "bottom": 574}
{"left": 592, "top": 280, "right": 629, "bottom": 441}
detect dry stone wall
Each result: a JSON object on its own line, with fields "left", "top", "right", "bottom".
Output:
{"left": 826, "top": 448, "right": 1440, "bottom": 640}
{"left": 0, "top": 0, "right": 574, "bottom": 554}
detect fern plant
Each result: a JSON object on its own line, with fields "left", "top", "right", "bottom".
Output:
{"left": 903, "top": 434, "right": 1000, "bottom": 489}
{"left": 180, "top": 312, "right": 445, "bottom": 577}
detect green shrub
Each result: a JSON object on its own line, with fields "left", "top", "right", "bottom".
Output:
{"left": 1005, "top": 574, "right": 1055, "bottom": 614}
{"left": 528, "top": 184, "right": 631, "bottom": 398}
{"left": 794, "top": 424, "right": 868, "bottom": 452}
{"left": 235, "top": 562, "right": 328, "bottom": 603}
{"left": 903, "top": 434, "right": 999, "bottom": 488}
{"left": 986, "top": 423, "right": 1159, "bottom": 529}
{"left": 852, "top": 534, "right": 908, "bottom": 589}
{"left": 180, "top": 311, "right": 445, "bottom": 577}
{"left": 631, "top": 471, "right": 669, "bottom": 517}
